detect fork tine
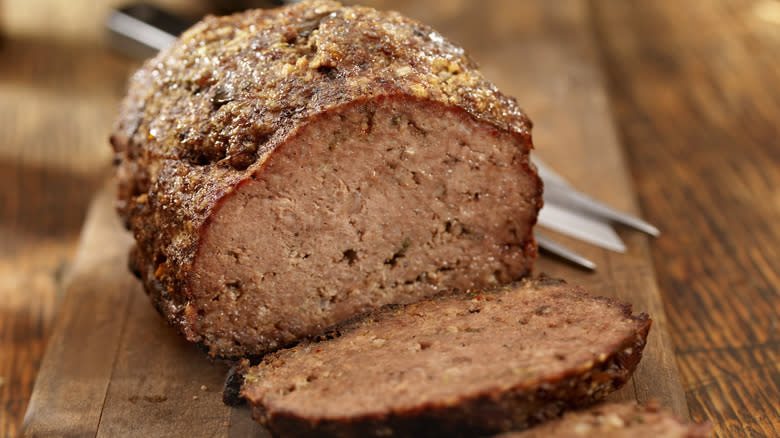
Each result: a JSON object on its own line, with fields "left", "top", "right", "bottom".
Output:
{"left": 544, "top": 184, "right": 661, "bottom": 237}
{"left": 538, "top": 203, "right": 627, "bottom": 253}
{"left": 535, "top": 233, "right": 597, "bottom": 271}
{"left": 533, "top": 157, "right": 660, "bottom": 237}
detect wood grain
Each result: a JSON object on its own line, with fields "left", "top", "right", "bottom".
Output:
{"left": 17, "top": 189, "right": 135, "bottom": 438}
{"left": 591, "top": 1, "right": 780, "bottom": 437}
{"left": 0, "top": 9, "right": 133, "bottom": 438}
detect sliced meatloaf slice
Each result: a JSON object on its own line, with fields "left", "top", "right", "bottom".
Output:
{"left": 496, "top": 401, "right": 711, "bottom": 438}
{"left": 240, "top": 279, "right": 652, "bottom": 438}
{"left": 111, "top": 0, "right": 542, "bottom": 358}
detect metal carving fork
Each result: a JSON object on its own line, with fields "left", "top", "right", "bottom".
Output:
{"left": 534, "top": 158, "right": 659, "bottom": 269}
{"left": 106, "top": 4, "right": 660, "bottom": 270}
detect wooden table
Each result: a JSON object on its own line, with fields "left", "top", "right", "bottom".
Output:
{"left": 1, "top": 1, "right": 777, "bottom": 437}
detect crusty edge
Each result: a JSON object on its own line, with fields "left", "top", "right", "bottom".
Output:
{"left": 640, "top": 400, "right": 714, "bottom": 438}
{"left": 223, "top": 359, "right": 252, "bottom": 406}
{"left": 495, "top": 400, "right": 712, "bottom": 438}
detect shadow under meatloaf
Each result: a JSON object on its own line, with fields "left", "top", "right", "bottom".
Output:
{"left": 192, "top": 96, "right": 541, "bottom": 357}
{"left": 240, "top": 279, "right": 652, "bottom": 438}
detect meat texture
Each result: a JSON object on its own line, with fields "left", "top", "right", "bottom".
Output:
{"left": 241, "top": 278, "right": 652, "bottom": 438}
{"left": 111, "top": 0, "right": 542, "bottom": 357}
{"left": 496, "top": 401, "right": 712, "bottom": 438}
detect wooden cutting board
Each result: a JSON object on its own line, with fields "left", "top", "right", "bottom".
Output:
{"left": 20, "top": 1, "right": 688, "bottom": 436}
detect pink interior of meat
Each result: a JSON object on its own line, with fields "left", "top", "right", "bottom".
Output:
{"left": 190, "top": 97, "right": 540, "bottom": 355}
{"left": 245, "top": 285, "right": 645, "bottom": 419}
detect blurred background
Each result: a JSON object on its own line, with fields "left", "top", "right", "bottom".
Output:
{"left": 1, "top": 1, "right": 778, "bottom": 437}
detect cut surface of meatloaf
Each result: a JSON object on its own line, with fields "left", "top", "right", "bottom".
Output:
{"left": 496, "top": 401, "right": 712, "bottom": 438}
{"left": 241, "top": 279, "right": 652, "bottom": 438}
{"left": 110, "top": 0, "right": 542, "bottom": 358}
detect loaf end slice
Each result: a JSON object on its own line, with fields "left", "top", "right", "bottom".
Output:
{"left": 496, "top": 401, "right": 712, "bottom": 438}
{"left": 241, "top": 278, "right": 652, "bottom": 437}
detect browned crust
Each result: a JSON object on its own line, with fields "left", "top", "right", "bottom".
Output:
{"left": 223, "top": 359, "right": 251, "bottom": 406}
{"left": 111, "top": 0, "right": 539, "bottom": 348}
{"left": 496, "top": 400, "right": 713, "bottom": 438}
{"left": 242, "top": 278, "right": 652, "bottom": 437}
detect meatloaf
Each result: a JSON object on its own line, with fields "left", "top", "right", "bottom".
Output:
{"left": 496, "top": 401, "right": 712, "bottom": 438}
{"left": 111, "top": 0, "right": 543, "bottom": 358}
{"left": 240, "top": 278, "right": 652, "bottom": 438}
